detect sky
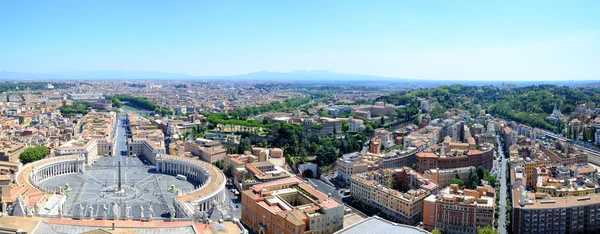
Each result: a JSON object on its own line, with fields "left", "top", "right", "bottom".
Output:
{"left": 1, "top": 1, "right": 599, "bottom": 81}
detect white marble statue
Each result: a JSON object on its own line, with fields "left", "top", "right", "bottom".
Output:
{"left": 147, "top": 206, "right": 154, "bottom": 219}
{"left": 125, "top": 202, "right": 131, "bottom": 220}
{"left": 112, "top": 203, "right": 119, "bottom": 220}
{"left": 102, "top": 204, "right": 108, "bottom": 220}
{"left": 140, "top": 205, "right": 145, "bottom": 219}
{"left": 78, "top": 204, "right": 84, "bottom": 219}
{"left": 88, "top": 205, "right": 94, "bottom": 219}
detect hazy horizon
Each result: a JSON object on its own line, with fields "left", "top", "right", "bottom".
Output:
{"left": 1, "top": 1, "right": 599, "bottom": 81}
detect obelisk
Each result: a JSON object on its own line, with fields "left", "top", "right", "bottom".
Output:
{"left": 118, "top": 161, "right": 122, "bottom": 191}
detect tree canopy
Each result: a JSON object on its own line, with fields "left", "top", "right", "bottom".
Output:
{"left": 395, "top": 84, "right": 600, "bottom": 133}
{"left": 315, "top": 145, "right": 338, "bottom": 166}
{"left": 451, "top": 178, "right": 465, "bottom": 187}
{"left": 477, "top": 225, "right": 499, "bottom": 234}
{"left": 19, "top": 146, "right": 49, "bottom": 164}
{"left": 0, "top": 82, "right": 73, "bottom": 93}
{"left": 58, "top": 101, "right": 93, "bottom": 116}
{"left": 468, "top": 170, "right": 480, "bottom": 189}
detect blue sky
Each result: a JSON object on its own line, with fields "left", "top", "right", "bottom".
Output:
{"left": 1, "top": 1, "right": 599, "bottom": 81}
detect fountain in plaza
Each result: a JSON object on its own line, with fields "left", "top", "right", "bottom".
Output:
{"left": 64, "top": 183, "right": 72, "bottom": 192}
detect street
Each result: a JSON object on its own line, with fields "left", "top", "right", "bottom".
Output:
{"left": 496, "top": 136, "right": 508, "bottom": 234}
{"left": 307, "top": 178, "right": 346, "bottom": 201}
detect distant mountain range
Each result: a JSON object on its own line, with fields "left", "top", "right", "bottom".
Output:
{"left": 0, "top": 70, "right": 397, "bottom": 82}
{"left": 0, "top": 70, "right": 192, "bottom": 80}
{"left": 0, "top": 70, "right": 596, "bottom": 86}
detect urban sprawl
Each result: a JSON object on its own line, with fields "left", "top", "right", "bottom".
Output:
{"left": 1, "top": 81, "right": 600, "bottom": 234}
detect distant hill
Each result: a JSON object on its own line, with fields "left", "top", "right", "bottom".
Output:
{"left": 202, "top": 70, "right": 397, "bottom": 82}
{"left": 0, "top": 70, "right": 402, "bottom": 83}
{"left": 0, "top": 70, "right": 597, "bottom": 86}
{"left": 0, "top": 70, "right": 191, "bottom": 80}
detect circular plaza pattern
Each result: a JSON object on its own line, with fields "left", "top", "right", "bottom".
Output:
{"left": 38, "top": 155, "right": 198, "bottom": 219}
{"left": 16, "top": 153, "right": 226, "bottom": 220}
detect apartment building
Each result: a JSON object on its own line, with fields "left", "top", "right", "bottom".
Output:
{"left": 336, "top": 152, "right": 369, "bottom": 185}
{"left": 55, "top": 138, "right": 110, "bottom": 164}
{"left": 55, "top": 112, "right": 117, "bottom": 164}
{"left": 350, "top": 168, "right": 438, "bottom": 225}
{"left": 354, "top": 101, "right": 404, "bottom": 118}
{"left": 241, "top": 177, "right": 344, "bottom": 234}
{"left": 403, "top": 126, "right": 442, "bottom": 151}
{"left": 423, "top": 185, "right": 495, "bottom": 233}
{"left": 346, "top": 117, "right": 364, "bottom": 133}
{"left": 508, "top": 145, "right": 552, "bottom": 188}
{"left": 423, "top": 166, "right": 474, "bottom": 188}
{"left": 0, "top": 142, "right": 25, "bottom": 162}
{"left": 540, "top": 141, "right": 587, "bottom": 166}
{"left": 511, "top": 167, "right": 600, "bottom": 234}
{"left": 192, "top": 140, "right": 227, "bottom": 163}
{"left": 502, "top": 126, "right": 517, "bottom": 152}
{"left": 415, "top": 143, "right": 494, "bottom": 173}
{"left": 127, "top": 114, "right": 166, "bottom": 164}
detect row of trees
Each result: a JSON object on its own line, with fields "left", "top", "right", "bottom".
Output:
{"left": 0, "top": 82, "right": 73, "bottom": 93}
{"left": 107, "top": 94, "right": 173, "bottom": 116}
{"left": 432, "top": 226, "right": 498, "bottom": 234}
{"left": 107, "top": 94, "right": 159, "bottom": 110}
{"left": 217, "top": 96, "right": 313, "bottom": 120}
{"left": 19, "top": 146, "right": 50, "bottom": 164}
{"left": 128, "top": 83, "right": 146, "bottom": 88}
{"left": 58, "top": 101, "right": 94, "bottom": 116}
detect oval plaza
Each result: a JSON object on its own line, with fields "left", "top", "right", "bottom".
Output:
{"left": 9, "top": 113, "right": 226, "bottom": 221}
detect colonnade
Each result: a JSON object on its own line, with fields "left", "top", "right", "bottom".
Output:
{"left": 156, "top": 158, "right": 209, "bottom": 183}
{"left": 155, "top": 154, "right": 226, "bottom": 213}
{"left": 24, "top": 155, "right": 86, "bottom": 192}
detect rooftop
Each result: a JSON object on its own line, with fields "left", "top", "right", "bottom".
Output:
{"left": 334, "top": 216, "right": 430, "bottom": 234}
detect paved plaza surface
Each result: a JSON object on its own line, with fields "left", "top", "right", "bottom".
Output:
{"left": 40, "top": 155, "right": 198, "bottom": 219}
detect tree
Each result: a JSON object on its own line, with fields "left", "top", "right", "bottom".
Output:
{"left": 112, "top": 97, "right": 122, "bottom": 108}
{"left": 380, "top": 115, "right": 385, "bottom": 125}
{"left": 19, "top": 146, "right": 50, "bottom": 164}
{"left": 477, "top": 225, "right": 498, "bottom": 234}
{"left": 212, "top": 161, "right": 224, "bottom": 170}
{"left": 341, "top": 120, "right": 349, "bottom": 133}
{"left": 487, "top": 175, "right": 498, "bottom": 188}
{"left": 238, "top": 137, "right": 252, "bottom": 154}
{"left": 262, "top": 117, "right": 272, "bottom": 125}
{"left": 316, "top": 146, "right": 338, "bottom": 166}
{"left": 311, "top": 124, "right": 324, "bottom": 130}
{"left": 432, "top": 228, "right": 442, "bottom": 234}
{"left": 476, "top": 166, "right": 486, "bottom": 185}
{"left": 451, "top": 178, "right": 464, "bottom": 187}
{"left": 468, "top": 170, "right": 479, "bottom": 189}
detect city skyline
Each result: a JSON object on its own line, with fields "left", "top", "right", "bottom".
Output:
{"left": 1, "top": 1, "right": 600, "bottom": 81}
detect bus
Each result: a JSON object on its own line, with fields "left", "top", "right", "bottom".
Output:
{"left": 176, "top": 174, "right": 187, "bottom": 181}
